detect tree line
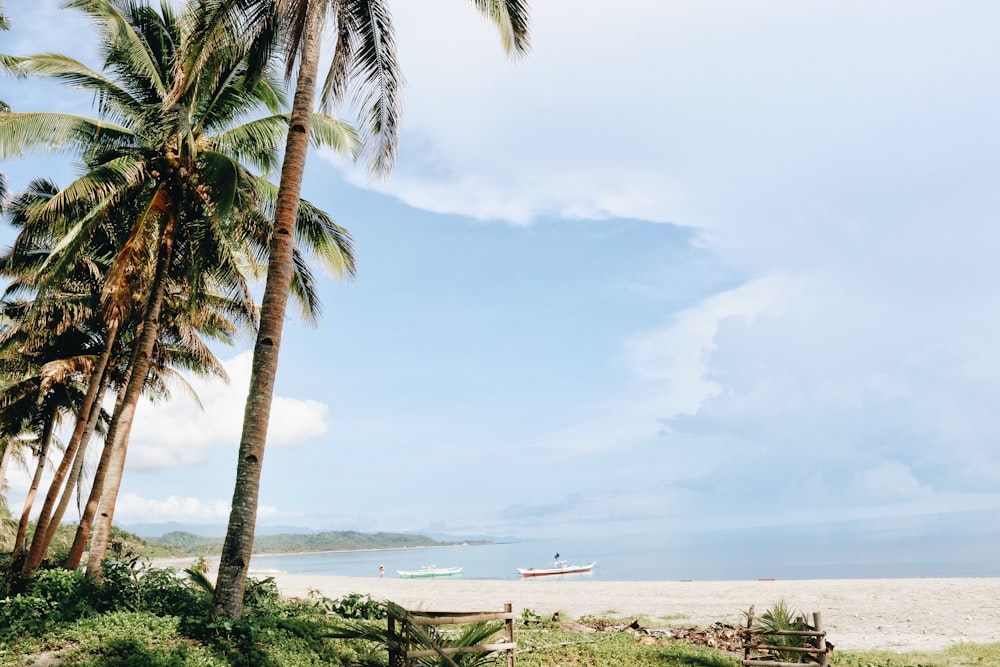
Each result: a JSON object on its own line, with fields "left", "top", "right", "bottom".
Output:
{"left": 0, "top": 0, "right": 527, "bottom": 620}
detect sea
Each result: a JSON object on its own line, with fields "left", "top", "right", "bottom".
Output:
{"left": 244, "top": 513, "right": 1000, "bottom": 582}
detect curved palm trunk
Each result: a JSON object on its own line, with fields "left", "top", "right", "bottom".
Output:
{"left": 85, "top": 216, "right": 177, "bottom": 582}
{"left": 211, "top": 0, "right": 325, "bottom": 620}
{"left": 64, "top": 365, "right": 131, "bottom": 571}
{"left": 23, "top": 321, "right": 120, "bottom": 574}
{"left": 42, "top": 356, "right": 114, "bottom": 550}
{"left": 0, "top": 438, "right": 11, "bottom": 494}
{"left": 10, "top": 404, "right": 57, "bottom": 563}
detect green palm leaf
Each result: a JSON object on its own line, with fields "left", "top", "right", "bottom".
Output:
{"left": 0, "top": 112, "right": 133, "bottom": 159}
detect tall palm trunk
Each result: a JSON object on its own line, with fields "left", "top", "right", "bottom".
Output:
{"left": 85, "top": 215, "right": 177, "bottom": 582}
{"left": 64, "top": 363, "right": 131, "bottom": 571}
{"left": 0, "top": 439, "right": 11, "bottom": 494}
{"left": 10, "top": 403, "right": 57, "bottom": 563}
{"left": 23, "top": 320, "right": 120, "bottom": 574}
{"left": 43, "top": 351, "right": 114, "bottom": 550}
{"left": 211, "top": 0, "right": 325, "bottom": 619}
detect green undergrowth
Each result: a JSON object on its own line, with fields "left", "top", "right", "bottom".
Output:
{"left": 830, "top": 642, "right": 1000, "bottom": 667}
{"left": 2, "top": 560, "right": 998, "bottom": 666}
{"left": 515, "top": 627, "right": 739, "bottom": 666}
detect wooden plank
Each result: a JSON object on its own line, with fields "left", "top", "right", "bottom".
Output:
{"left": 410, "top": 610, "right": 503, "bottom": 618}
{"left": 743, "top": 661, "right": 821, "bottom": 667}
{"left": 406, "top": 642, "right": 517, "bottom": 658}
{"left": 753, "top": 644, "right": 825, "bottom": 653}
{"left": 746, "top": 629, "right": 826, "bottom": 637}
{"left": 411, "top": 612, "right": 515, "bottom": 625}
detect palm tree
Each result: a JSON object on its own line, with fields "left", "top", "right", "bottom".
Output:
{"left": 0, "top": 177, "right": 121, "bottom": 571}
{"left": 0, "top": 0, "right": 357, "bottom": 580}
{"left": 0, "top": 307, "right": 93, "bottom": 563}
{"left": 207, "top": 0, "right": 529, "bottom": 618}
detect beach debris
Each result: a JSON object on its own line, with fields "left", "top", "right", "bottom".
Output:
{"left": 558, "top": 620, "right": 597, "bottom": 633}
{"left": 578, "top": 617, "right": 744, "bottom": 653}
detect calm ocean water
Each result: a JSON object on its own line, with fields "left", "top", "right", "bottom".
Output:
{"left": 244, "top": 515, "right": 1000, "bottom": 582}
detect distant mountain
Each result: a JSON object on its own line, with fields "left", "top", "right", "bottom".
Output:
{"left": 121, "top": 522, "right": 320, "bottom": 538}
{"left": 123, "top": 522, "right": 519, "bottom": 544}
{"left": 416, "top": 532, "right": 523, "bottom": 544}
{"left": 134, "top": 527, "right": 492, "bottom": 558}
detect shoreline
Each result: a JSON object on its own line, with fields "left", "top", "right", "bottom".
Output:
{"left": 275, "top": 575, "right": 1000, "bottom": 653}
{"left": 150, "top": 559, "right": 1000, "bottom": 653}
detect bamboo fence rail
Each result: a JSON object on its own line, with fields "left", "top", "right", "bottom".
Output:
{"left": 388, "top": 602, "right": 516, "bottom": 667}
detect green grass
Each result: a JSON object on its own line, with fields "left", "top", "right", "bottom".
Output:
{"left": 515, "top": 627, "right": 739, "bottom": 666}
{"left": 830, "top": 642, "right": 1000, "bottom": 667}
{"left": 2, "top": 561, "right": 999, "bottom": 667}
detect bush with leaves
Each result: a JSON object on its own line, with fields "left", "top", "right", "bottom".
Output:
{"left": 0, "top": 567, "right": 97, "bottom": 634}
{"left": 320, "top": 592, "right": 386, "bottom": 620}
{"left": 749, "top": 599, "right": 813, "bottom": 663}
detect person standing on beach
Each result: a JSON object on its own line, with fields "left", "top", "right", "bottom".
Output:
{"left": 379, "top": 565, "right": 385, "bottom": 577}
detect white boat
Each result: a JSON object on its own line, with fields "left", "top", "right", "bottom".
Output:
{"left": 397, "top": 565, "right": 463, "bottom": 579}
{"left": 517, "top": 560, "right": 596, "bottom": 578}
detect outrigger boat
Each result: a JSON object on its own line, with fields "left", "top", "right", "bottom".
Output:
{"left": 396, "top": 565, "right": 463, "bottom": 579}
{"left": 517, "top": 559, "right": 596, "bottom": 578}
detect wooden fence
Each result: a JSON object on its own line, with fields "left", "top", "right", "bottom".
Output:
{"left": 742, "top": 609, "right": 829, "bottom": 667}
{"left": 387, "top": 602, "right": 517, "bottom": 667}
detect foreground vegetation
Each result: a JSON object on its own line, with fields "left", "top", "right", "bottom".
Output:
{"left": 1, "top": 559, "right": 997, "bottom": 667}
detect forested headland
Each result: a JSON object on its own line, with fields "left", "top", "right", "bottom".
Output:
{"left": 143, "top": 529, "right": 488, "bottom": 558}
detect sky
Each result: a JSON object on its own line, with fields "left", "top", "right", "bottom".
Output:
{"left": 3, "top": 1, "right": 1000, "bottom": 549}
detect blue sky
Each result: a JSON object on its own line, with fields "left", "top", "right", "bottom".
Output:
{"left": 3, "top": 1, "right": 1000, "bottom": 544}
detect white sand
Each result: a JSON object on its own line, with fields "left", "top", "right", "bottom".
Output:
{"left": 271, "top": 574, "right": 1000, "bottom": 653}
{"left": 152, "top": 558, "right": 1000, "bottom": 653}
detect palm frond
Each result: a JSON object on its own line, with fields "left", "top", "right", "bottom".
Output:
{"left": 5, "top": 53, "right": 143, "bottom": 124}
{"left": 337, "top": 0, "right": 402, "bottom": 176}
{"left": 468, "top": 0, "right": 531, "bottom": 58}
{"left": 306, "top": 112, "right": 361, "bottom": 158}
{"left": 65, "top": 0, "right": 171, "bottom": 100}
{"left": 0, "top": 112, "right": 133, "bottom": 160}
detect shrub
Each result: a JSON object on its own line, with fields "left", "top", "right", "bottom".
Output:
{"left": 750, "top": 599, "right": 812, "bottom": 663}
{"left": 0, "top": 568, "right": 94, "bottom": 634}
{"left": 320, "top": 592, "right": 386, "bottom": 620}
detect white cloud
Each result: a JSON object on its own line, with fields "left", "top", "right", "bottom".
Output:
{"left": 127, "top": 351, "right": 329, "bottom": 471}
{"left": 110, "top": 493, "right": 277, "bottom": 525}
{"left": 326, "top": 0, "right": 1000, "bottom": 236}
{"left": 857, "top": 461, "right": 934, "bottom": 499}
{"left": 623, "top": 276, "right": 794, "bottom": 418}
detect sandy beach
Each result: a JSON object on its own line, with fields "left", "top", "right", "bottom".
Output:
{"left": 270, "top": 574, "right": 1000, "bottom": 653}
{"left": 152, "top": 559, "right": 1000, "bottom": 653}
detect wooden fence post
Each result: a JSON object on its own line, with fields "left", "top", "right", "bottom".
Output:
{"left": 505, "top": 602, "right": 516, "bottom": 667}
{"left": 813, "top": 612, "right": 828, "bottom": 667}
{"left": 387, "top": 609, "right": 402, "bottom": 667}
{"left": 743, "top": 606, "right": 754, "bottom": 665}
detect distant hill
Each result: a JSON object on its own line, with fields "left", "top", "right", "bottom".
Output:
{"left": 139, "top": 529, "right": 490, "bottom": 558}
{"left": 122, "top": 522, "right": 319, "bottom": 538}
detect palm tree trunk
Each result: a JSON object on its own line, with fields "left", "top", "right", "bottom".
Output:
{"left": 42, "top": 354, "right": 114, "bottom": 552}
{"left": 23, "top": 321, "right": 120, "bottom": 574}
{"left": 64, "top": 365, "right": 131, "bottom": 571}
{"left": 0, "top": 440, "right": 14, "bottom": 550}
{"left": 0, "top": 438, "right": 16, "bottom": 551}
{"left": 211, "top": 0, "right": 325, "bottom": 620}
{"left": 0, "top": 438, "right": 11, "bottom": 494}
{"left": 85, "top": 215, "right": 177, "bottom": 582}
{"left": 10, "top": 404, "right": 56, "bottom": 563}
